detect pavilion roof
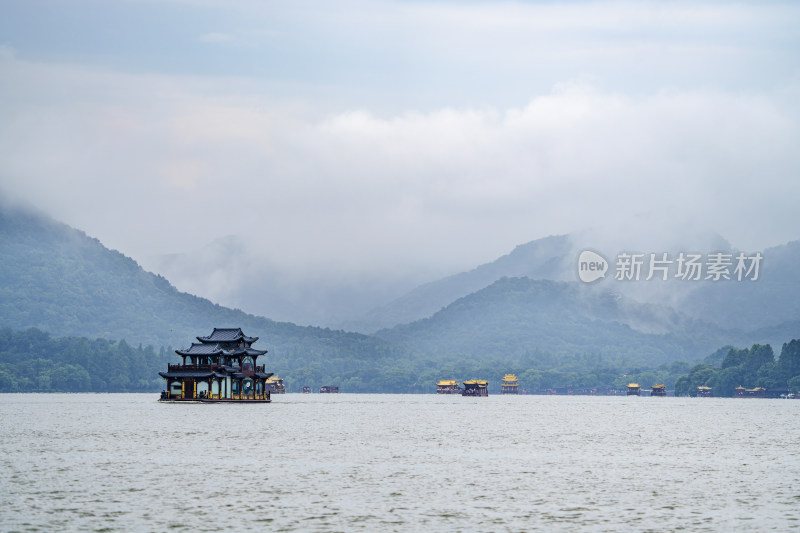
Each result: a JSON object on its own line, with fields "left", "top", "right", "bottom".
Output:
{"left": 197, "top": 328, "right": 258, "bottom": 344}
{"left": 175, "top": 343, "right": 224, "bottom": 356}
{"left": 175, "top": 344, "right": 267, "bottom": 357}
{"left": 239, "top": 348, "right": 267, "bottom": 357}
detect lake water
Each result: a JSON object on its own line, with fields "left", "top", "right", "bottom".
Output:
{"left": 1, "top": 393, "right": 798, "bottom": 532}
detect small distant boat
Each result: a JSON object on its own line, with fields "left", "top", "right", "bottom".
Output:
{"left": 501, "top": 374, "right": 519, "bottom": 395}
{"left": 301, "top": 386, "right": 311, "bottom": 394}
{"left": 651, "top": 384, "right": 666, "bottom": 397}
{"left": 697, "top": 386, "right": 712, "bottom": 397}
{"left": 436, "top": 379, "right": 461, "bottom": 394}
{"left": 319, "top": 385, "right": 339, "bottom": 393}
{"left": 736, "top": 386, "right": 766, "bottom": 398}
{"left": 627, "top": 383, "right": 641, "bottom": 396}
{"left": 462, "top": 379, "right": 488, "bottom": 397}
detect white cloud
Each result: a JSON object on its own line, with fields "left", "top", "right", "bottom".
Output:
{"left": 0, "top": 1, "right": 798, "bottom": 284}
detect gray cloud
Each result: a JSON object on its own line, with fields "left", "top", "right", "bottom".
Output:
{"left": 0, "top": 1, "right": 798, "bottom": 294}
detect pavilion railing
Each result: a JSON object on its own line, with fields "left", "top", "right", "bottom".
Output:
{"left": 167, "top": 363, "right": 266, "bottom": 373}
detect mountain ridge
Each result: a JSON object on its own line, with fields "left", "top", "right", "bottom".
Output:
{"left": 0, "top": 205, "right": 389, "bottom": 357}
{"left": 343, "top": 234, "right": 574, "bottom": 332}
{"left": 375, "top": 276, "right": 799, "bottom": 366}
{"left": 2, "top": 203, "right": 798, "bottom": 393}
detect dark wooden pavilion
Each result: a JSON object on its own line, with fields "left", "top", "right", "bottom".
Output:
{"left": 159, "top": 328, "right": 272, "bottom": 402}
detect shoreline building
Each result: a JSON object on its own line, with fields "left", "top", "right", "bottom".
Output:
{"left": 159, "top": 328, "right": 272, "bottom": 402}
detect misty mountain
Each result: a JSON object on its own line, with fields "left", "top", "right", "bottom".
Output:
{"left": 374, "top": 277, "right": 724, "bottom": 365}
{"left": 345, "top": 234, "right": 574, "bottom": 332}
{"left": 3, "top": 203, "right": 797, "bottom": 394}
{"left": 375, "top": 276, "right": 798, "bottom": 367}
{"left": 349, "top": 229, "right": 800, "bottom": 340}
{"left": 141, "top": 236, "right": 427, "bottom": 328}
{"left": 677, "top": 240, "right": 800, "bottom": 331}
{"left": 0, "top": 206, "right": 394, "bottom": 366}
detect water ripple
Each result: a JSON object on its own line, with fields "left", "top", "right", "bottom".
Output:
{"left": 0, "top": 394, "right": 798, "bottom": 531}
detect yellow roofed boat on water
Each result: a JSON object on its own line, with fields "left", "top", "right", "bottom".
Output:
{"left": 266, "top": 375, "right": 285, "bottom": 394}
{"left": 462, "top": 379, "right": 489, "bottom": 397}
{"left": 697, "top": 386, "right": 712, "bottom": 397}
{"left": 436, "top": 379, "right": 461, "bottom": 394}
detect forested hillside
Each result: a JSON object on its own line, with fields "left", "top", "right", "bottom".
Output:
{"left": 376, "top": 277, "right": 756, "bottom": 367}
{"left": 2, "top": 205, "right": 799, "bottom": 394}
{"left": 0, "top": 327, "right": 165, "bottom": 392}
{"left": 0, "top": 206, "right": 396, "bottom": 368}
{"left": 346, "top": 234, "right": 573, "bottom": 332}
{"left": 675, "top": 340, "right": 800, "bottom": 396}
{"left": 0, "top": 326, "right": 693, "bottom": 394}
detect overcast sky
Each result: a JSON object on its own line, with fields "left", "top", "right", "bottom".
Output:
{"left": 1, "top": 0, "right": 798, "bottom": 280}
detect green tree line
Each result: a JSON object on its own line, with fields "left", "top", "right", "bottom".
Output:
{"left": 0, "top": 327, "right": 166, "bottom": 392}
{"left": 674, "top": 340, "right": 800, "bottom": 396}
{"left": 0, "top": 326, "right": 691, "bottom": 394}
{"left": 3, "top": 325, "right": 798, "bottom": 395}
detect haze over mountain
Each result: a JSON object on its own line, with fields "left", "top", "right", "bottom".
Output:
{"left": 2, "top": 205, "right": 799, "bottom": 393}
{"left": 2, "top": 2, "right": 798, "bottom": 302}
{"left": 343, "top": 235, "right": 574, "bottom": 332}
{"left": 141, "top": 222, "right": 782, "bottom": 337}
{"left": 0, "top": 205, "right": 391, "bottom": 363}
{"left": 343, "top": 226, "right": 796, "bottom": 337}
{"left": 141, "top": 236, "right": 432, "bottom": 328}
{"left": 1, "top": 1, "right": 799, "bottom": 397}
{"left": 375, "top": 276, "right": 798, "bottom": 367}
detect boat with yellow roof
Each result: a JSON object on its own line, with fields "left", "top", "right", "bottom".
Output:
{"left": 462, "top": 379, "right": 488, "bottom": 397}
{"left": 436, "top": 379, "right": 461, "bottom": 394}
{"left": 265, "top": 375, "right": 285, "bottom": 394}
{"left": 697, "top": 386, "right": 712, "bottom": 397}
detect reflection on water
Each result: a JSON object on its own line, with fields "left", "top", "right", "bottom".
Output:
{"left": 1, "top": 394, "right": 798, "bottom": 531}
